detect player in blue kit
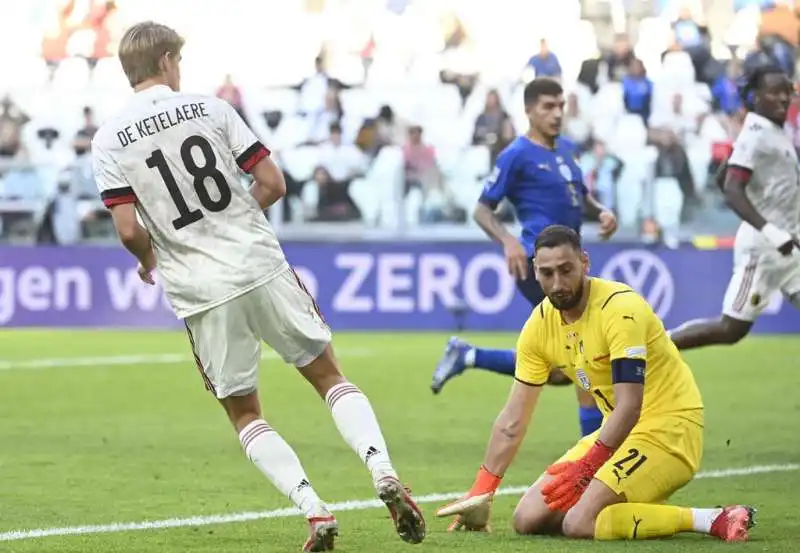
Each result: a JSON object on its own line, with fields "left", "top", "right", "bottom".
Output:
{"left": 431, "top": 78, "right": 618, "bottom": 437}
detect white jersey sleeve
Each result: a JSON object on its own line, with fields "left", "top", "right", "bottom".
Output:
{"left": 93, "top": 139, "right": 137, "bottom": 208}
{"left": 218, "top": 100, "right": 271, "bottom": 173}
{"left": 727, "top": 117, "right": 763, "bottom": 171}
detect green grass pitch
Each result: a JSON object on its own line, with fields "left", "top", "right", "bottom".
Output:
{"left": 0, "top": 330, "right": 798, "bottom": 552}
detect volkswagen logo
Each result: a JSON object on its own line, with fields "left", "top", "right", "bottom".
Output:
{"left": 599, "top": 250, "right": 675, "bottom": 318}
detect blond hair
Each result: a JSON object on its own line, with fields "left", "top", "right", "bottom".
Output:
{"left": 118, "top": 21, "right": 184, "bottom": 87}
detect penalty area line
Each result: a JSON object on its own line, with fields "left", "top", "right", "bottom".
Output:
{"left": 0, "top": 463, "right": 796, "bottom": 542}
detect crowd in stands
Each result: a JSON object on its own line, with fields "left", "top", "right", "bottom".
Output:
{"left": 0, "top": 0, "right": 798, "bottom": 247}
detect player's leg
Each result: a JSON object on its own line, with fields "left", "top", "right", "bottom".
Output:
{"left": 562, "top": 420, "right": 754, "bottom": 542}
{"left": 430, "top": 275, "right": 545, "bottom": 393}
{"left": 669, "top": 252, "right": 766, "bottom": 350}
{"left": 512, "top": 431, "right": 597, "bottom": 535}
{"left": 255, "top": 268, "right": 425, "bottom": 545}
{"left": 184, "top": 303, "right": 336, "bottom": 551}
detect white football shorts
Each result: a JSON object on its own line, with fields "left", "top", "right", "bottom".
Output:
{"left": 722, "top": 244, "right": 800, "bottom": 322}
{"left": 184, "top": 267, "right": 331, "bottom": 398}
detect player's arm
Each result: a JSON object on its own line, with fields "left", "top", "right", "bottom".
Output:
{"left": 582, "top": 179, "right": 617, "bottom": 239}
{"left": 724, "top": 126, "right": 794, "bottom": 253}
{"left": 475, "top": 149, "right": 528, "bottom": 279}
{"left": 92, "top": 142, "right": 155, "bottom": 270}
{"left": 474, "top": 150, "right": 517, "bottom": 246}
{"left": 597, "top": 294, "right": 648, "bottom": 448}
{"left": 219, "top": 100, "right": 286, "bottom": 209}
{"left": 436, "top": 316, "right": 548, "bottom": 528}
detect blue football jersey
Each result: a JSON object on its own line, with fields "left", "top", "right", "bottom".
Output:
{"left": 479, "top": 136, "right": 586, "bottom": 255}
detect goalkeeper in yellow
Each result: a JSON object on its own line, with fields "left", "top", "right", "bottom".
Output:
{"left": 436, "top": 225, "right": 755, "bottom": 542}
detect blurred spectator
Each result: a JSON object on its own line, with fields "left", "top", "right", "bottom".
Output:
{"left": 711, "top": 62, "right": 742, "bottom": 116}
{"left": 299, "top": 55, "right": 331, "bottom": 115}
{"left": 318, "top": 122, "right": 367, "bottom": 183}
{"left": 562, "top": 92, "right": 592, "bottom": 148}
{"left": 527, "top": 39, "right": 562, "bottom": 79}
{"left": 403, "top": 125, "right": 442, "bottom": 195}
{"left": 756, "top": 0, "right": 798, "bottom": 78}
{"left": 75, "top": 106, "right": 98, "bottom": 144}
{"left": 580, "top": 141, "right": 623, "bottom": 212}
{"left": 623, "top": 59, "right": 653, "bottom": 125}
{"left": 652, "top": 130, "right": 697, "bottom": 203}
{"left": 216, "top": 74, "right": 248, "bottom": 124}
{"left": 490, "top": 118, "right": 516, "bottom": 166}
{"left": 375, "top": 105, "right": 408, "bottom": 147}
{"left": 472, "top": 90, "right": 510, "bottom": 147}
{"left": 606, "top": 34, "right": 635, "bottom": 82}
{"left": 649, "top": 93, "right": 697, "bottom": 141}
{"left": 301, "top": 165, "right": 361, "bottom": 222}
{"left": 355, "top": 118, "right": 381, "bottom": 159}
{"left": 439, "top": 13, "right": 479, "bottom": 103}
{"left": 0, "top": 96, "right": 30, "bottom": 159}
{"left": 306, "top": 86, "right": 343, "bottom": 145}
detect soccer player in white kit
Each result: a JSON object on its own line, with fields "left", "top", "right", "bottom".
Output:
{"left": 670, "top": 66, "right": 799, "bottom": 350}
{"left": 92, "top": 22, "right": 425, "bottom": 552}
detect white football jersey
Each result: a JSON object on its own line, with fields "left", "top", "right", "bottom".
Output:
{"left": 728, "top": 112, "right": 800, "bottom": 248}
{"left": 92, "top": 85, "right": 288, "bottom": 318}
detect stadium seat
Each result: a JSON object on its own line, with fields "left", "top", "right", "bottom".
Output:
{"left": 608, "top": 114, "right": 648, "bottom": 158}
{"left": 279, "top": 146, "right": 321, "bottom": 182}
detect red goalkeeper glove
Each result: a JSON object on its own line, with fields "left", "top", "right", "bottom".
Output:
{"left": 541, "top": 440, "right": 615, "bottom": 512}
{"left": 436, "top": 465, "right": 502, "bottom": 532}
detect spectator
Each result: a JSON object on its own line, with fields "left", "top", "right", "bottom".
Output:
{"left": 306, "top": 86, "right": 343, "bottom": 145}
{"left": 649, "top": 93, "right": 697, "bottom": 141}
{"left": 623, "top": 59, "right": 653, "bottom": 125}
{"left": 216, "top": 74, "right": 248, "bottom": 124}
{"left": 403, "top": 125, "right": 443, "bottom": 196}
{"left": 375, "top": 105, "right": 407, "bottom": 147}
{"left": 299, "top": 54, "right": 330, "bottom": 115}
{"left": 472, "top": 89, "right": 509, "bottom": 147}
{"left": 301, "top": 165, "right": 361, "bottom": 222}
{"left": 606, "top": 34, "right": 635, "bottom": 82}
{"left": 757, "top": 0, "right": 798, "bottom": 78}
{"left": 527, "top": 39, "right": 562, "bottom": 79}
{"left": 0, "top": 96, "right": 29, "bottom": 159}
{"left": 579, "top": 140, "right": 623, "bottom": 212}
{"left": 439, "top": 13, "right": 479, "bottom": 103}
{"left": 318, "top": 122, "right": 367, "bottom": 183}
{"left": 490, "top": 118, "right": 516, "bottom": 166}
{"left": 562, "top": 92, "right": 592, "bottom": 149}
{"left": 75, "top": 106, "right": 98, "bottom": 144}
{"left": 711, "top": 62, "right": 742, "bottom": 116}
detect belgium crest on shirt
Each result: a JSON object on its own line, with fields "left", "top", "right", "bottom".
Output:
{"left": 575, "top": 368, "right": 591, "bottom": 391}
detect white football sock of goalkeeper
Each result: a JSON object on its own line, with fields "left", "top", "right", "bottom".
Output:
{"left": 239, "top": 419, "right": 326, "bottom": 517}
{"left": 325, "top": 382, "right": 398, "bottom": 484}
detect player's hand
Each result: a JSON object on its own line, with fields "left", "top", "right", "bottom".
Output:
{"left": 502, "top": 237, "right": 529, "bottom": 280}
{"left": 137, "top": 262, "right": 155, "bottom": 285}
{"left": 541, "top": 441, "right": 615, "bottom": 512}
{"left": 761, "top": 224, "right": 796, "bottom": 256}
{"left": 436, "top": 465, "right": 502, "bottom": 532}
{"left": 598, "top": 210, "right": 618, "bottom": 240}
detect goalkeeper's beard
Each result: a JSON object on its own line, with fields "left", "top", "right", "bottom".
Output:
{"left": 549, "top": 280, "right": 584, "bottom": 311}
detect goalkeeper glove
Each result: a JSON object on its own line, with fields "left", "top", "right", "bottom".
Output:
{"left": 541, "top": 440, "right": 615, "bottom": 513}
{"left": 436, "top": 465, "right": 502, "bottom": 532}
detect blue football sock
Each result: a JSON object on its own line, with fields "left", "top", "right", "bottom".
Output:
{"left": 579, "top": 405, "right": 603, "bottom": 436}
{"left": 473, "top": 348, "right": 516, "bottom": 376}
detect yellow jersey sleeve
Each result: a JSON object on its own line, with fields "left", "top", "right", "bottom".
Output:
{"left": 601, "top": 291, "right": 649, "bottom": 384}
{"left": 515, "top": 311, "right": 550, "bottom": 386}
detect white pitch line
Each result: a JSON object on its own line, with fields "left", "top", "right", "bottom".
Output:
{"left": 0, "top": 348, "right": 375, "bottom": 371}
{"left": 0, "top": 463, "right": 796, "bottom": 542}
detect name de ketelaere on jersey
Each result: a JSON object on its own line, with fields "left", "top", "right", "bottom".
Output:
{"left": 92, "top": 85, "right": 288, "bottom": 318}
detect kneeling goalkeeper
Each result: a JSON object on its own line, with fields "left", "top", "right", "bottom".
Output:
{"left": 437, "top": 225, "right": 755, "bottom": 542}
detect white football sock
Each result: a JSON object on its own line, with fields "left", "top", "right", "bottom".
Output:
{"left": 239, "top": 419, "right": 326, "bottom": 517}
{"left": 463, "top": 348, "right": 476, "bottom": 367}
{"left": 691, "top": 507, "right": 723, "bottom": 533}
{"left": 325, "top": 382, "right": 398, "bottom": 485}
